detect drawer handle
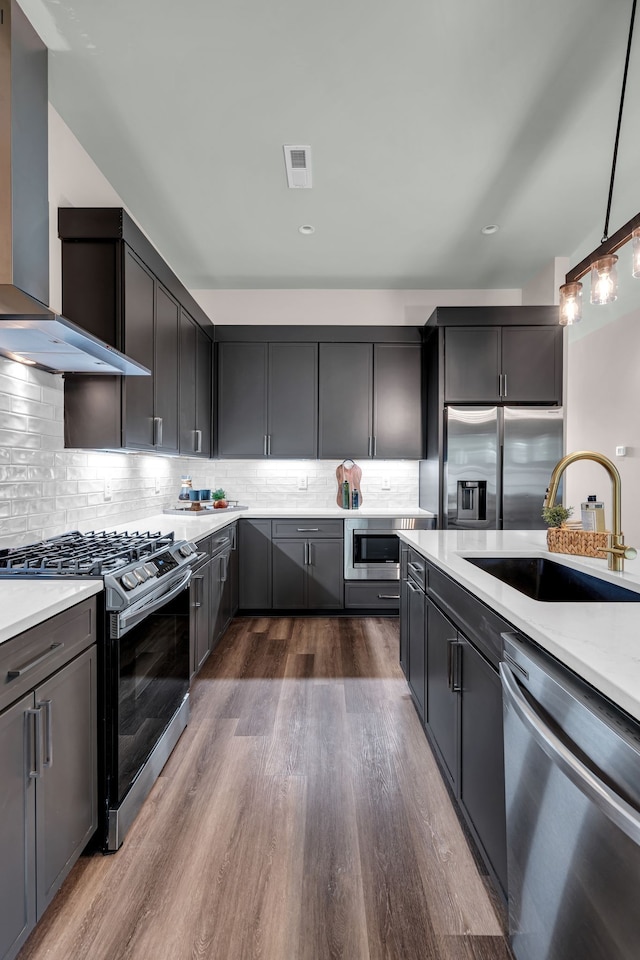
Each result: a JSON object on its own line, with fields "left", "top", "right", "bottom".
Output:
{"left": 297, "top": 528, "right": 319, "bottom": 532}
{"left": 408, "top": 561, "right": 423, "bottom": 574}
{"left": 378, "top": 594, "right": 400, "bottom": 600}
{"left": 7, "top": 642, "right": 64, "bottom": 680}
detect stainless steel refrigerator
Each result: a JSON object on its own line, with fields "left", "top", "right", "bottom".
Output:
{"left": 445, "top": 406, "right": 563, "bottom": 530}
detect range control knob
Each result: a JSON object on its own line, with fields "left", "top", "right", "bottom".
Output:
{"left": 121, "top": 572, "right": 138, "bottom": 591}
{"left": 133, "top": 566, "right": 149, "bottom": 583}
{"left": 178, "top": 543, "right": 194, "bottom": 557}
{"left": 143, "top": 562, "right": 158, "bottom": 578}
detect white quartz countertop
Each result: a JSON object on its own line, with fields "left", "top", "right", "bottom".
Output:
{"left": 95, "top": 505, "right": 435, "bottom": 543}
{"left": 0, "top": 579, "right": 103, "bottom": 646}
{"left": 0, "top": 506, "right": 435, "bottom": 643}
{"left": 398, "top": 529, "right": 640, "bottom": 722}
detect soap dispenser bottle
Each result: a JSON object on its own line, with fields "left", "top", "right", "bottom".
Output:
{"left": 581, "top": 494, "right": 606, "bottom": 531}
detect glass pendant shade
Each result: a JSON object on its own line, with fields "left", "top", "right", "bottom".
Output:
{"left": 632, "top": 227, "right": 640, "bottom": 278}
{"left": 559, "top": 281, "right": 583, "bottom": 325}
{"left": 590, "top": 254, "right": 618, "bottom": 304}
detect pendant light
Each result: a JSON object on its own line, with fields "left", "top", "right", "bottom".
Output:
{"left": 560, "top": 0, "right": 637, "bottom": 322}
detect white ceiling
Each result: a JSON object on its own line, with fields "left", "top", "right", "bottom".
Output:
{"left": 21, "top": 0, "right": 640, "bottom": 290}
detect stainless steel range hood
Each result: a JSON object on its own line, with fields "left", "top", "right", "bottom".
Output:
{"left": 0, "top": 1, "right": 149, "bottom": 376}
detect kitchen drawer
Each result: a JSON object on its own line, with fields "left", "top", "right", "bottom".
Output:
{"left": 406, "top": 548, "right": 427, "bottom": 591}
{"left": 344, "top": 581, "right": 401, "bottom": 609}
{"left": 0, "top": 597, "right": 97, "bottom": 713}
{"left": 271, "top": 519, "right": 343, "bottom": 539}
{"left": 428, "top": 564, "right": 511, "bottom": 668}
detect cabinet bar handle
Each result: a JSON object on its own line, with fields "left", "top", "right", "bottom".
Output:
{"left": 367, "top": 436, "right": 373, "bottom": 457}
{"left": 7, "top": 642, "right": 63, "bottom": 680}
{"left": 230, "top": 526, "right": 237, "bottom": 550}
{"left": 307, "top": 542, "right": 312, "bottom": 566}
{"left": 378, "top": 594, "right": 400, "bottom": 600}
{"left": 193, "top": 574, "right": 203, "bottom": 608}
{"left": 154, "top": 417, "right": 163, "bottom": 446}
{"left": 27, "top": 707, "right": 43, "bottom": 779}
{"left": 373, "top": 436, "right": 377, "bottom": 457}
{"left": 263, "top": 435, "right": 268, "bottom": 456}
{"left": 297, "top": 527, "right": 319, "bottom": 532}
{"left": 447, "top": 639, "right": 464, "bottom": 692}
{"left": 267, "top": 435, "right": 271, "bottom": 455}
{"left": 406, "top": 580, "right": 419, "bottom": 593}
{"left": 503, "top": 373, "right": 508, "bottom": 397}
{"left": 195, "top": 429, "right": 202, "bottom": 454}
{"left": 37, "top": 699, "right": 53, "bottom": 768}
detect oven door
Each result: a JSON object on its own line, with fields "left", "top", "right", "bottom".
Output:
{"left": 345, "top": 529, "right": 400, "bottom": 580}
{"left": 103, "top": 575, "right": 190, "bottom": 849}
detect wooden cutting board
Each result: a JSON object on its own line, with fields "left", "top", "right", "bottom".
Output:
{"left": 336, "top": 460, "right": 363, "bottom": 507}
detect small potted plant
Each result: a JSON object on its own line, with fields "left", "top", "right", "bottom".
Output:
{"left": 542, "top": 504, "right": 573, "bottom": 528}
{"left": 212, "top": 488, "right": 228, "bottom": 509}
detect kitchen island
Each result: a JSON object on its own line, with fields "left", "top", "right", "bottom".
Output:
{"left": 398, "top": 528, "right": 640, "bottom": 722}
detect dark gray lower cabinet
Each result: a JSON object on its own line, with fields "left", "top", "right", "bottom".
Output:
{"left": 399, "top": 546, "right": 409, "bottom": 675}
{"left": 239, "top": 520, "right": 272, "bottom": 609}
{"left": 191, "top": 556, "right": 212, "bottom": 676}
{"left": 0, "top": 601, "right": 97, "bottom": 960}
{"left": 458, "top": 639, "right": 508, "bottom": 892}
{"left": 406, "top": 579, "right": 426, "bottom": 720}
{"left": 425, "top": 598, "right": 459, "bottom": 786}
{"left": 191, "top": 528, "right": 238, "bottom": 679}
{"left": 272, "top": 538, "right": 343, "bottom": 609}
{"left": 400, "top": 555, "right": 508, "bottom": 898}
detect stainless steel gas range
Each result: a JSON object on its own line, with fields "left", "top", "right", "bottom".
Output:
{"left": 0, "top": 529, "right": 205, "bottom": 851}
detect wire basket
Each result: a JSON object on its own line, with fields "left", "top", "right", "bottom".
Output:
{"left": 547, "top": 526, "right": 609, "bottom": 559}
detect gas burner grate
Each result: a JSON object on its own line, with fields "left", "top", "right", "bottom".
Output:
{"left": 0, "top": 529, "right": 176, "bottom": 577}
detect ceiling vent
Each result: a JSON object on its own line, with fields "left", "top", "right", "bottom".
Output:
{"left": 283, "top": 145, "right": 312, "bottom": 188}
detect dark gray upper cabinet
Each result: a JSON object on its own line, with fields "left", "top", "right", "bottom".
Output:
{"left": 444, "top": 325, "right": 562, "bottom": 404}
{"left": 59, "top": 207, "right": 214, "bottom": 454}
{"left": 217, "top": 343, "right": 268, "bottom": 457}
{"left": 153, "top": 283, "right": 180, "bottom": 454}
{"left": 268, "top": 343, "right": 317, "bottom": 457}
{"left": 180, "top": 310, "right": 212, "bottom": 458}
{"left": 318, "top": 343, "right": 373, "bottom": 460}
{"left": 318, "top": 342, "right": 373, "bottom": 459}
{"left": 444, "top": 327, "right": 501, "bottom": 404}
{"left": 122, "top": 249, "right": 155, "bottom": 450}
{"left": 217, "top": 342, "right": 317, "bottom": 458}
{"left": 373, "top": 343, "right": 423, "bottom": 458}
{"left": 319, "top": 341, "right": 424, "bottom": 459}
{"left": 500, "top": 326, "right": 562, "bottom": 402}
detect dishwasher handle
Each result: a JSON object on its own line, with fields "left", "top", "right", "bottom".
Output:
{"left": 500, "top": 661, "right": 640, "bottom": 845}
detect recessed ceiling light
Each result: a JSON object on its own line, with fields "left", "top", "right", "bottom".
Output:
{"left": 481, "top": 224, "right": 499, "bottom": 235}
{"left": 298, "top": 224, "right": 315, "bottom": 235}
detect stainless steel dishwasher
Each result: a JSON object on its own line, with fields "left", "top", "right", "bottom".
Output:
{"left": 500, "top": 634, "right": 640, "bottom": 960}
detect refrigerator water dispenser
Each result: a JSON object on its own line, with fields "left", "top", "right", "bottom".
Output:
{"left": 457, "top": 480, "right": 486, "bottom": 521}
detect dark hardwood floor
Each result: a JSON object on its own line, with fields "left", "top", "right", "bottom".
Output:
{"left": 18, "top": 617, "right": 512, "bottom": 960}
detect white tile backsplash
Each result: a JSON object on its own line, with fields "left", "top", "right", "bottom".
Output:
{"left": 0, "top": 358, "right": 419, "bottom": 548}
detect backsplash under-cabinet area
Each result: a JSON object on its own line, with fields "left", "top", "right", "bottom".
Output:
{"left": 0, "top": 359, "right": 419, "bottom": 549}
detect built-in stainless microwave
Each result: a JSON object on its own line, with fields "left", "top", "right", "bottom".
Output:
{"left": 344, "top": 517, "right": 435, "bottom": 580}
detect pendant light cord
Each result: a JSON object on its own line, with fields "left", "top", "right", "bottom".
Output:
{"left": 602, "top": 0, "right": 638, "bottom": 243}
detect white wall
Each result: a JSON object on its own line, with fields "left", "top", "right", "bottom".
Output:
{"left": 565, "top": 306, "right": 640, "bottom": 546}
{"left": 521, "top": 257, "right": 569, "bottom": 306}
{"left": 191, "top": 287, "right": 521, "bottom": 327}
{"left": 48, "top": 106, "right": 125, "bottom": 314}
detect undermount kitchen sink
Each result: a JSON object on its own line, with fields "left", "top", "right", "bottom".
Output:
{"left": 464, "top": 556, "right": 640, "bottom": 602}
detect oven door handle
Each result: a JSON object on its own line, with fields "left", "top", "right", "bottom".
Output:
{"left": 113, "top": 570, "right": 192, "bottom": 639}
